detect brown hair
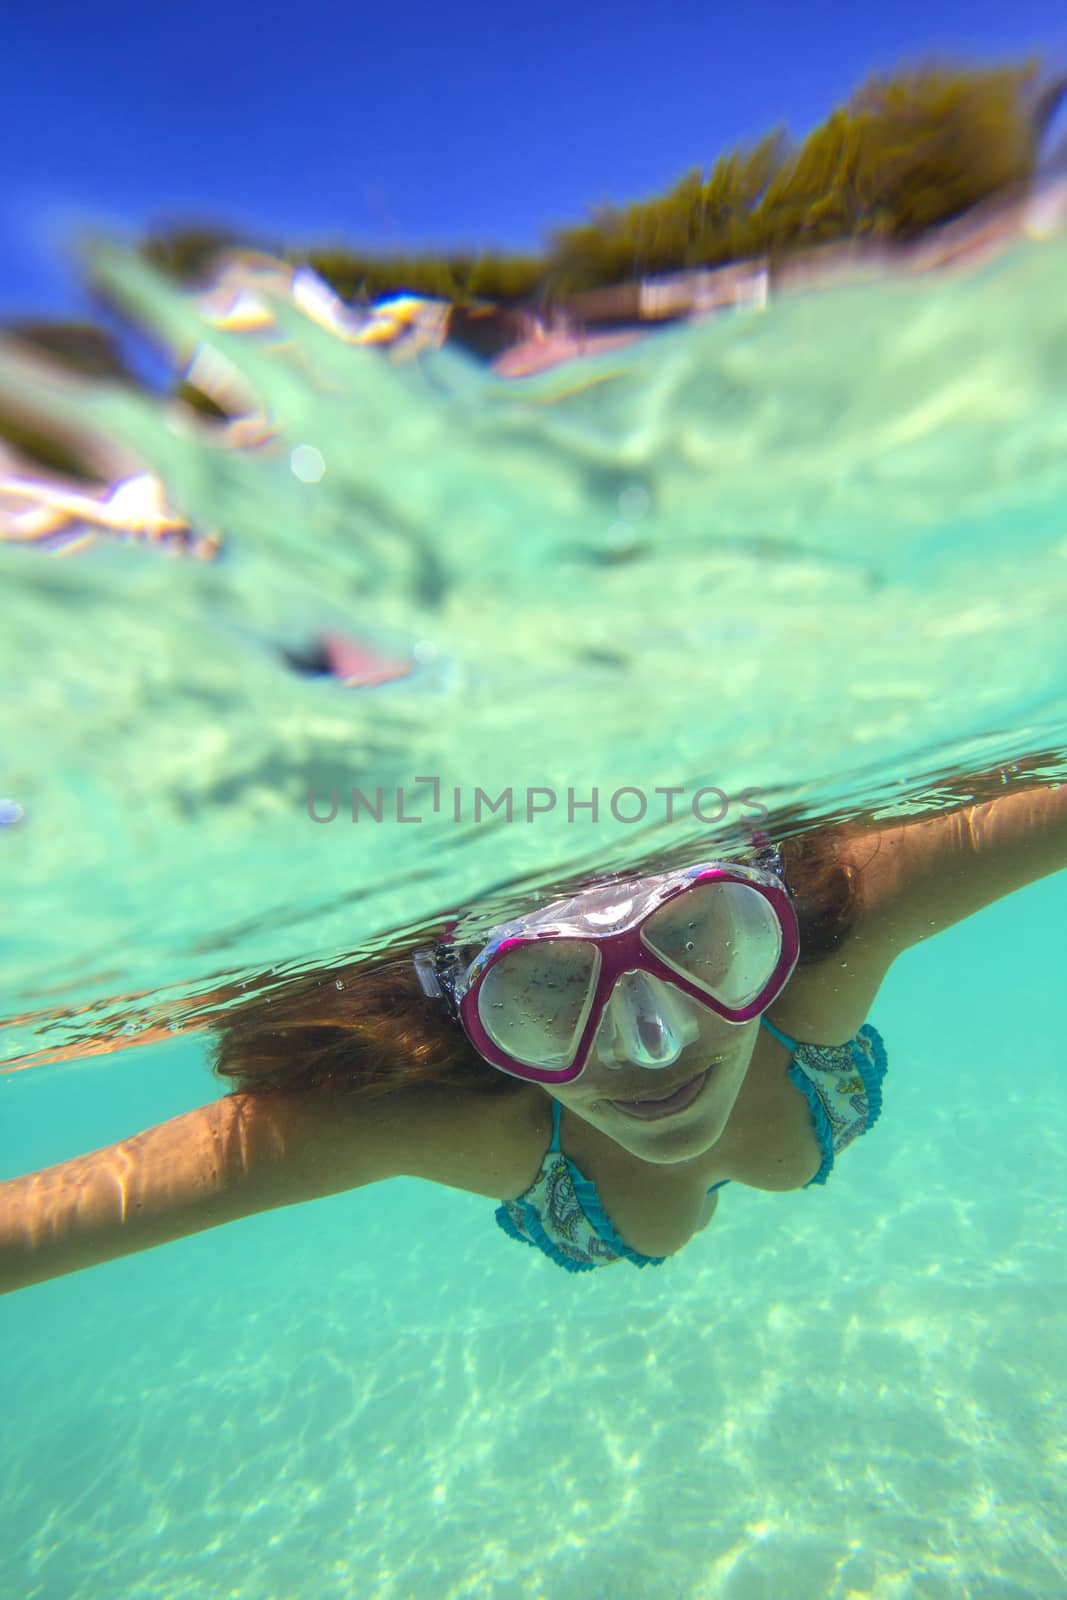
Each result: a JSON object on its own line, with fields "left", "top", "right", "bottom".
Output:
{"left": 210, "top": 826, "right": 864, "bottom": 1103}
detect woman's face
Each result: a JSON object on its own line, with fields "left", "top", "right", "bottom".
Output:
{"left": 544, "top": 980, "right": 761, "bottom": 1165}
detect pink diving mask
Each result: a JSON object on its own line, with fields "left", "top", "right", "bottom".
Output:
{"left": 414, "top": 853, "right": 799, "bottom": 1085}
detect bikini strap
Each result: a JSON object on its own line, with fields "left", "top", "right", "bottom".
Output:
{"left": 549, "top": 1098, "right": 563, "bottom": 1152}
{"left": 760, "top": 1014, "right": 798, "bottom": 1053}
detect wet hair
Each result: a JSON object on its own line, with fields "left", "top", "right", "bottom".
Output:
{"left": 209, "top": 826, "right": 864, "bottom": 1102}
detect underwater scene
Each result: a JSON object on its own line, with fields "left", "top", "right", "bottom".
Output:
{"left": 2, "top": 62, "right": 1067, "bottom": 1600}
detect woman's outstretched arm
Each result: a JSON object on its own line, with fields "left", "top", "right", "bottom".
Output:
{"left": 1, "top": 1077, "right": 531, "bottom": 1296}
{"left": 0, "top": 1089, "right": 407, "bottom": 1296}
{"left": 852, "top": 779, "right": 1067, "bottom": 955}
{"left": 776, "top": 779, "right": 1067, "bottom": 1043}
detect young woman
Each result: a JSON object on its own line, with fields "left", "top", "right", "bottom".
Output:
{"left": 2, "top": 776, "right": 1066, "bottom": 1293}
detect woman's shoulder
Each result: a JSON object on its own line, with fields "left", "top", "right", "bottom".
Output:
{"left": 761, "top": 940, "right": 886, "bottom": 1048}
{"left": 210, "top": 1076, "right": 547, "bottom": 1208}
{"left": 334, "top": 1078, "right": 552, "bottom": 1201}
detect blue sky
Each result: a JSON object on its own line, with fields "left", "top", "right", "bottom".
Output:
{"left": 2, "top": 0, "right": 1066, "bottom": 319}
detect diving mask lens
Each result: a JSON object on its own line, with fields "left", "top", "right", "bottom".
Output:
{"left": 476, "top": 939, "right": 600, "bottom": 1070}
{"left": 641, "top": 879, "right": 784, "bottom": 1007}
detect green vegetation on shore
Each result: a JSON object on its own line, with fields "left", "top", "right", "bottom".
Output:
{"left": 140, "top": 60, "right": 1062, "bottom": 306}
{"left": 1, "top": 57, "right": 1063, "bottom": 475}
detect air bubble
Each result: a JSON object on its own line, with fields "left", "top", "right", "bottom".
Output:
{"left": 617, "top": 485, "right": 650, "bottom": 521}
{"left": 291, "top": 444, "right": 326, "bottom": 482}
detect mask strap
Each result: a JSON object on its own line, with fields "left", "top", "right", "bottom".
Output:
{"left": 742, "top": 828, "right": 792, "bottom": 898}
{"left": 413, "top": 951, "right": 443, "bottom": 998}
{"left": 413, "top": 939, "right": 465, "bottom": 1015}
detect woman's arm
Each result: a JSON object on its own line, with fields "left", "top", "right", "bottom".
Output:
{"left": 0, "top": 1077, "right": 536, "bottom": 1296}
{"left": 0, "top": 1089, "right": 407, "bottom": 1296}
{"left": 774, "top": 780, "right": 1067, "bottom": 1043}
{"left": 851, "top": 780, "right": 1067, "bottom": 956}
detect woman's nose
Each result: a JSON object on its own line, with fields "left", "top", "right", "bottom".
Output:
{"left": 596, "top": 971, "right": 700, "bottom": 1069}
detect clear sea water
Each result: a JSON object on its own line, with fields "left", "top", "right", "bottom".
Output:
{"left": 2, "top": 222, "right": 1066, "bottom": 1598}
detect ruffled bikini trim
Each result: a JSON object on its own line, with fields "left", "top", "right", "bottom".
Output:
{"left": 494, "top": 1155, "right": 667, "bottom": 1272}
{"left": 567, "top": 1159, "right": 666, "bottom": 1269}
{"left": 853, "top": 1023, "right": 888, "bottom": 1132}
{"left": 788, "top": 1021, "right": 889, "bottom": 1189}
{"left": 787, "top": 1063, "right": 836, "bottom": 1187}
{"left": 494, "top": 1199, "right": 602, "bottom": 1273}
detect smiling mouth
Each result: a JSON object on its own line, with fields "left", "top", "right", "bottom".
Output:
{"left": 608, "top": 1067, "right": 711, "bottom": 1121}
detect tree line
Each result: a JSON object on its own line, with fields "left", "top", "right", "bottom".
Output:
{"left": 1, "top": 58, "right": 1064, "bottom": 477}
{"left": 141, "top": 61, "right": 1064, "bottom": 304}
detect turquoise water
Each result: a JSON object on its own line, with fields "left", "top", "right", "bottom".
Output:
{"left": 2, "top": 221, "right": 1066, "bottom": 1596}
